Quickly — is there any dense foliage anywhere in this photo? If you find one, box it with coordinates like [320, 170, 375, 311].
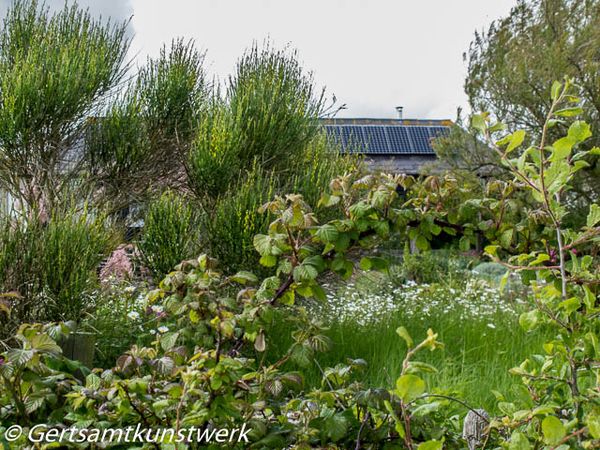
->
[0, 0, 353, 337]
[463, 0, 600, 212]
[0, 0, 130, 213]
[0, 206, 115, 338]
[1, 81, 599, 447]
[137, 191, 200, 281]
[0, 2, 598, 449]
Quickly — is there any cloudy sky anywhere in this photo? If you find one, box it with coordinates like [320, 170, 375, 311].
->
[1, 0, 516, 119]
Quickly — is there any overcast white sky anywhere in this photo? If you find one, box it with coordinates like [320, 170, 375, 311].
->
[2, 0, 517, 119]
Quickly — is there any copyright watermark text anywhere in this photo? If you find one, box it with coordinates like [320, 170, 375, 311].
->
[3, 423, 251, 444]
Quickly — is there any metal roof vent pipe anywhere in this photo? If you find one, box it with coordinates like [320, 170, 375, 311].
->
[395, 106, 403, 120]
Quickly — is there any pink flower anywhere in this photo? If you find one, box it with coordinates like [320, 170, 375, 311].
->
[100, 245, 134, 283]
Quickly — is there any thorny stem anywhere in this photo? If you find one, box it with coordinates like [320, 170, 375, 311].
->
[554, 194, 568, 299]
[354, 410, 371, 450]
[313, 358, 347, 410]
[398, 339, 434, 450]
[1, 371, 28, 425]
[566, 345, 582, 421]
[550, 426, 588, 449]
[536, 87, 568, 300]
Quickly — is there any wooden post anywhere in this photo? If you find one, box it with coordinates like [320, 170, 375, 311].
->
[462, 409, 489, 450]
[59, 332, 95, 369]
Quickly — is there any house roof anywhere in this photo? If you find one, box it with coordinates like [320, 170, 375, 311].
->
[321, 118, 452, 155]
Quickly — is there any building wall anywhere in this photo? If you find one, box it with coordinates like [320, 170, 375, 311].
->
[364, 154, 436, 175]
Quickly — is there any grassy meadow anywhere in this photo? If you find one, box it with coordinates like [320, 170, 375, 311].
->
[265, 254, 549, 413]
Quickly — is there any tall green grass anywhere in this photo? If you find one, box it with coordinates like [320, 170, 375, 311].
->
[264, 267, 548, 413]
[267, 306, 547, 413]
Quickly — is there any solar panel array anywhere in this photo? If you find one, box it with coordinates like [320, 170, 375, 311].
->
[324, 124, 449, 155]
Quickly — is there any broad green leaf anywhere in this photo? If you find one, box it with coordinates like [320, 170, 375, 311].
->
[554, 106, 583, 117]
[499, 228, 513, 248]
[568, 120, 592, 142]
[396, 374, 425, 402]
[304, 255, 326, 272]
[509, 431, 531, 450]
[484, 245, 499, 257]
[348, 201, 371, 218]
[406, 361, 438, 374]
[506, 130, 526, 153]
[542, 416, 566, 445]
[314, 224, 339, 243]
[551, 80, 562, 100]
[292, 264, 318, 282]
[7, 348, 34, 366]
[559, 297, 580, 315]
[459, 235, 470, 251]
[86, 373, 102, 389]
[253, 234, 272, 256]
[519, 310, 539, 332]
[396, 326, 413, 348]
[160, 332, 179, 351]
[471, 114, 487, 133]
[415, 235, 429, 251]
[311, 283, 327, 302]
[587, 204, 600, 228]
[231, 271, 258, 284]
[324, 413, 348, 442]
[259, 254, 277, 267]
[417, 441, 442, 450]
[544, 159, 570, 195]
[551, 136, 575, 160]
[31, 333, 62, 354]
[359, 257, 372, 271]
[587, 412, 600, 439]
[279, 290, 295, 305]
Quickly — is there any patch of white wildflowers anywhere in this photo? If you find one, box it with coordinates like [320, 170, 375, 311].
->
[314, 276, 527, 326]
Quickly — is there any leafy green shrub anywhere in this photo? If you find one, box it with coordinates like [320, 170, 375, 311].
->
[0, 0, 130, 211]
[88, 39, 207, 207]
[136, 38, 207, 147]
[185, 44, 356, 273]
[186, 95, 241, 199]
[227, 42, 324, 171]
[137, 190, 200, 280]
[0, 208, 114, 337]
[203, 164, 276, 273]
[398, 247, 474, 284]
[82, 281, 153, 368]
[39, 209, 115, 321]
[471, 261, 507, 281]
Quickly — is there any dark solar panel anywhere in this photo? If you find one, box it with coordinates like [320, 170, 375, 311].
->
[407, 127, 432, 153]
[361, 126, 389, 154]
[427, 126, 450, 140]
[340, 126, 365, 153]
[324, 125, 343, 147]
[322, 124, 448, 154]
[386, 126, 413, 153]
